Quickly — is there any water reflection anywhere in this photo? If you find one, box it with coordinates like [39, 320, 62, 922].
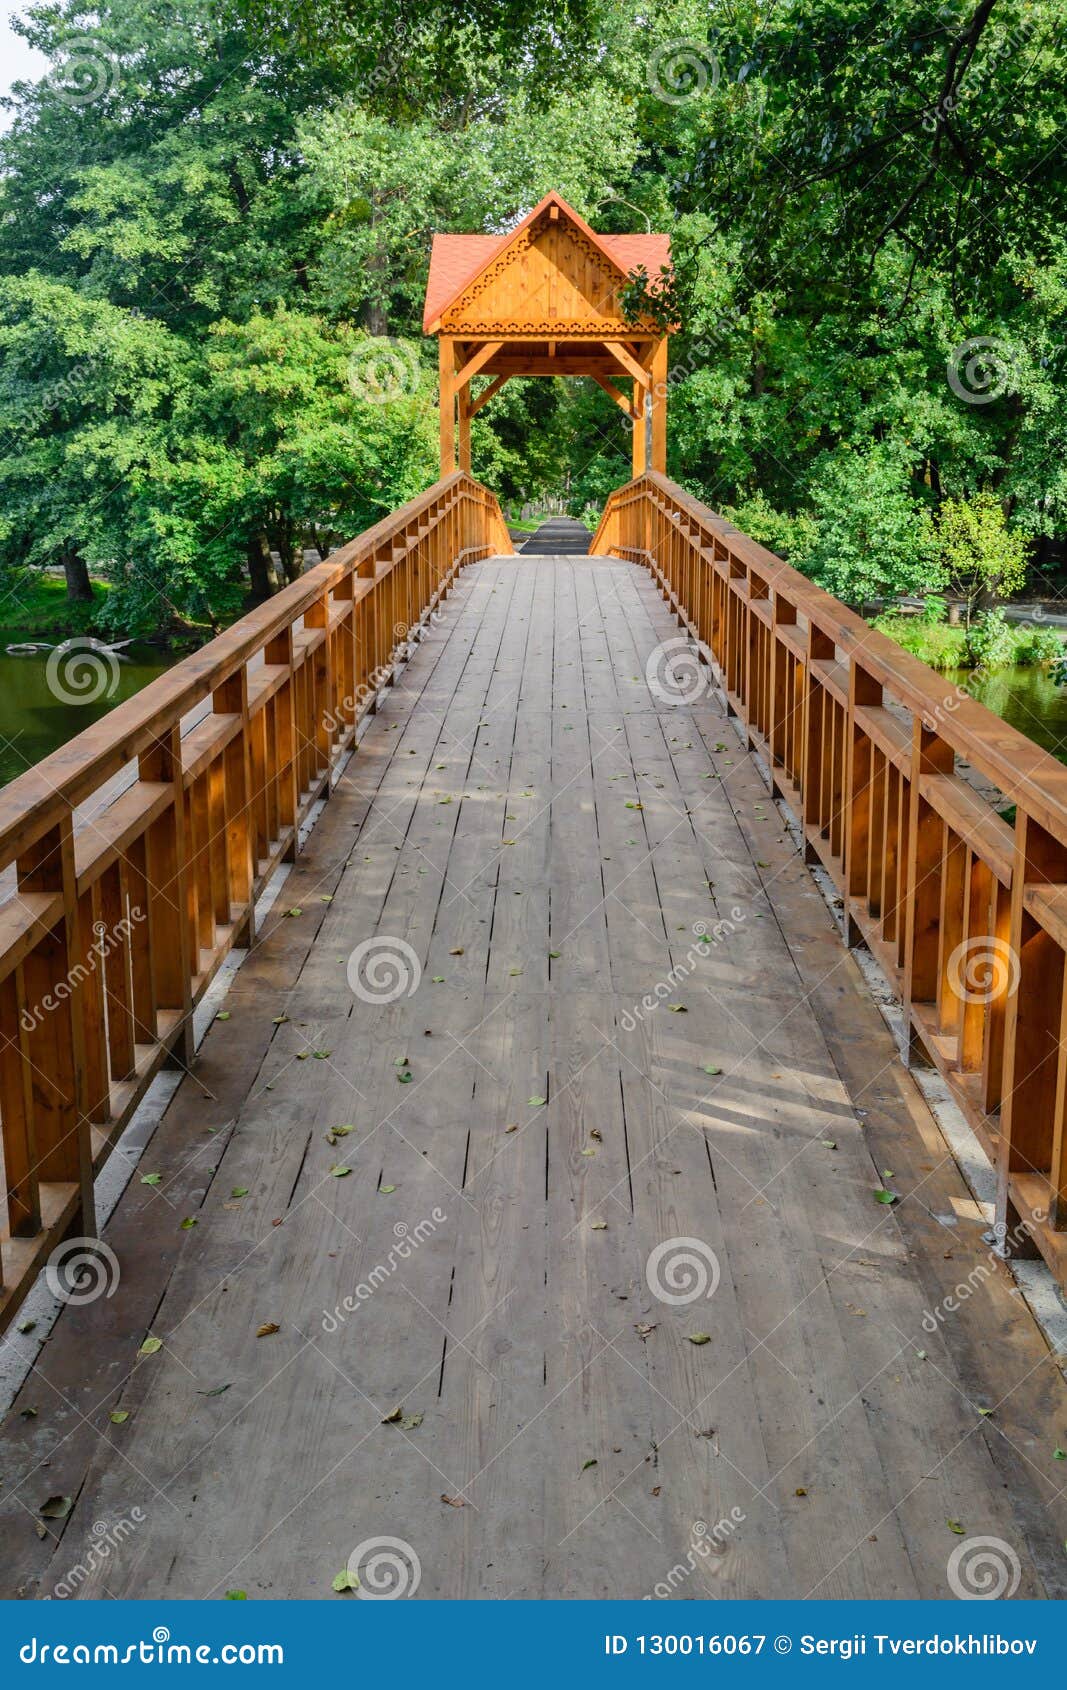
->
[0, 644, 175, 789]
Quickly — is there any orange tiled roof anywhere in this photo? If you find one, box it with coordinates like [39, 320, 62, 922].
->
[422, 195, 671, 332]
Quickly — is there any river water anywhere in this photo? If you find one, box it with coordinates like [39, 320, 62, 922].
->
[0, 644, 174, 790]
[1, 645, 1065, 794]
[948, 665, 1067, 765]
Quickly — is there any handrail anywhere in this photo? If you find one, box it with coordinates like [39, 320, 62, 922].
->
[0, 472, 512, 1328]
[593, 470, 1067, 1290]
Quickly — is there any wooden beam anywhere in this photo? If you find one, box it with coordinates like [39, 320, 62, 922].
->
[455, 341, 505, 389]
[632, 393, 648, 476]
[591, 374, 641, 420]
[650, 336, 668, 473]
[604, 341, 651, 387]
[477, 358, 634, 377]
[469, 374, 510, 418]
[458, 383, 471, 474]
[439, 337, 455, 477]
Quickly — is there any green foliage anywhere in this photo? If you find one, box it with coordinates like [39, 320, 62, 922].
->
[937, 493, 1028, 623]
[871, 614, 969, 672]
[719, 493, 817, 566]
[802, 445, 940, 606]
[1, 0, 1065, 628]
[966, 608, 1018, 671]
[874, 608, 1064, 673]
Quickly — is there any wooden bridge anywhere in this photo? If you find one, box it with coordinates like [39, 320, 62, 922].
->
[2, 199, 1067, 1601]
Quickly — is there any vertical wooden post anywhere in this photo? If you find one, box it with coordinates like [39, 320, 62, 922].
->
[139, 728, 194, 1070]
[649, 338, 668, 473]
[631, 383, 648, 477]
[439, 337, 455, 476]
[458, 380, 471, 474]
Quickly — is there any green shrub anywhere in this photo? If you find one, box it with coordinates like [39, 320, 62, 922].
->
[870, 613, 969, 671]
[966, 609, 1018, 671]
[1013, 623, 1065, 667]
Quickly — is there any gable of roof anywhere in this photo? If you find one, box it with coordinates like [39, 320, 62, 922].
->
[422, 193, 671, 333]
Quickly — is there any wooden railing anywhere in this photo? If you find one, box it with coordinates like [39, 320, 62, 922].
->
[593, 471, 1067, 1291]
[0, 472, 511, 1330]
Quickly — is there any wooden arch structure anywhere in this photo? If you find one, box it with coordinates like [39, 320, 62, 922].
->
[423, 191, 673, 480]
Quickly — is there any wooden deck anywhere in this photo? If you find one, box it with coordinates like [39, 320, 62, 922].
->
[2, 546, 1066, 1601]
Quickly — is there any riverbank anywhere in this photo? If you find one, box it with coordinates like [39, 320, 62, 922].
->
[872, 609, 1065, 672]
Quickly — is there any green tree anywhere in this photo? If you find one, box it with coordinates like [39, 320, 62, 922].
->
[937, 491, 1027, 625]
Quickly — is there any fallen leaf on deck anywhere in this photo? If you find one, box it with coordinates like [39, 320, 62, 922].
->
[180, 1217, 198, 1229]
[225, 1591, 247, 1600]
[581, 1458, 598, 1471]
[449, 946, 464, 955]
[380, 1184, 397, 1194]
[285, 907, 302, 918]
[231, 1187, 249, 1198]
[872, 1188, 898, 1205]
[17, 1319, 35, 1334]
[441, 1494, 466, 1507]
[138, 1336, 162, 1356]
[382, 1406, 403, 1424]
[667, 1004, 687, 1013]
[687, 1333, 711, 1346]
[591, 1221, 608, 1230]
[109, 1410, 129, 1424]
[198, 1384, 232, 1397]
[257, 1323, 280, 1338]
[635, 1323, 656, 1339]
[329, 1165, 351, 1178]
[528, 1095, 546, 1107]
[141, 1173, 162, 1186]
[702, 1064, 721, 1075]
[947, 1520, 965, 1534]
[590, 1129, 603, 1141]
[39, 1495, 72, 1519]
[332, 1569, 360, 1593]
[215, 1012, 230, 1023]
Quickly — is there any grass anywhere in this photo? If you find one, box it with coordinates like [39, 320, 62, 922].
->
[872, 612, 1065, 673]
[0, 571, 113, 639]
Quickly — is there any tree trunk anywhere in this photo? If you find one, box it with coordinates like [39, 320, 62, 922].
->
[61, 549, 93, 603]
[246, 534, 278, 602]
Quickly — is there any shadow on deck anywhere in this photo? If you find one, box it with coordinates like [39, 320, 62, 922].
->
[1, 533, 1065, 1601]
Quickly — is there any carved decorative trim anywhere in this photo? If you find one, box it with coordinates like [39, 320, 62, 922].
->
[439, 211, 658, 336]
